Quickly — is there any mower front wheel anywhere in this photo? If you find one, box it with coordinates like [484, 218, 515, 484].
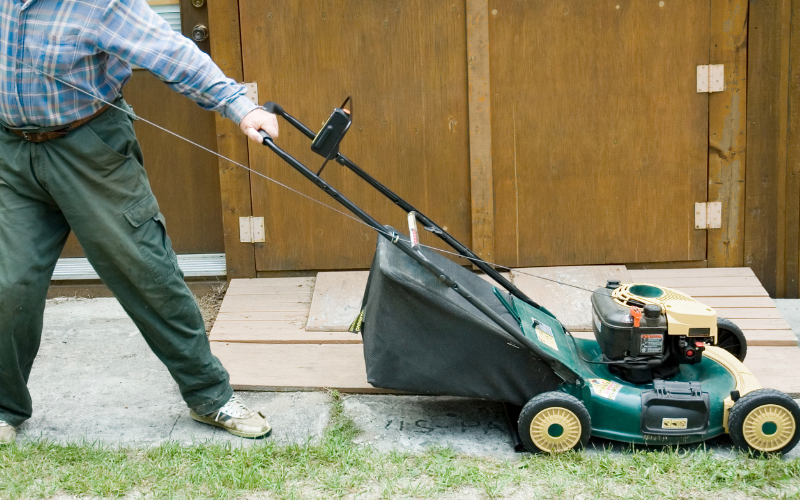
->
[518, 392, 591, 453]
[715, 317, 747, 361]
[728, 389, 800, 454]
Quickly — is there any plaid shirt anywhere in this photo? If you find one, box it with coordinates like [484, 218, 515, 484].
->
[0, 0, 257, 128]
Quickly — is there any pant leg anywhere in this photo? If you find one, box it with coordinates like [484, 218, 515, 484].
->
[37, 102, 232, 416]
[0, 129, 70, 427]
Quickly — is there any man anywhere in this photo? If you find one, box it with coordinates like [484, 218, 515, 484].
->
[0, 0, 279, 444]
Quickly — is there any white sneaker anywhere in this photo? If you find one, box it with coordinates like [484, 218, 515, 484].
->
[0, 419, 16, 445]
[190, 395, 271, 438]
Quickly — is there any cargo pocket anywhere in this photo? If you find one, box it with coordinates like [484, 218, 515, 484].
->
[124, 194, 179, 284]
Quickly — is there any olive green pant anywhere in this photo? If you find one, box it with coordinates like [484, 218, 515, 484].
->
[0, 101, 232, 427]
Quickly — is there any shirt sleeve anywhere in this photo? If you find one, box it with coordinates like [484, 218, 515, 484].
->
[96, 0, 258, 124]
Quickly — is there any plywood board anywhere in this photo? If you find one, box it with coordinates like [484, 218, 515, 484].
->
[306, 271, 369, 332]
[210, 342, 390, 392]
[511, 265, 631, 331]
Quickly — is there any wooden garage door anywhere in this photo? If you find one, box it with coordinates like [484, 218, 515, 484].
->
[240, 0, 472, 271]
[489, 0, 710, 267]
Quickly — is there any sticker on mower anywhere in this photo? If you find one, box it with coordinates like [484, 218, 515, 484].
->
[534, 322, 558, 351]
[588, 379, 622, 401]
[640, 334, 664, 354]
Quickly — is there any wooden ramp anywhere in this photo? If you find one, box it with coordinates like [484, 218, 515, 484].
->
[209, 267, 800, 396]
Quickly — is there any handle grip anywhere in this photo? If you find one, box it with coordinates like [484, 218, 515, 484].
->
[262, 101, 284, 116]
[259, 129, 272, 144]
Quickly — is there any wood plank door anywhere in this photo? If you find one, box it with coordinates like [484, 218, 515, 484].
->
[489, 1, 710, 267]
[240, 0, 472, 271]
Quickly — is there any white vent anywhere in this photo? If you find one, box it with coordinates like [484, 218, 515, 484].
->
[147, 0, 181, 32]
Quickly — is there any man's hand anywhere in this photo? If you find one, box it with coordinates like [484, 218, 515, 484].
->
[240, 108, 279, 143]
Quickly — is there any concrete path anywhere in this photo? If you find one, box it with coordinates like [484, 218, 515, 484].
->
[13, 297, 800, 460]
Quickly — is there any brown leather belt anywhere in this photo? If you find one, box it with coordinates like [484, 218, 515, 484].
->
[9, 104, 111, 143]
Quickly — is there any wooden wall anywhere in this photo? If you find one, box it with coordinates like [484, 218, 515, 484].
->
[747, 0, 800, 297]
[202, 0, 800, 298]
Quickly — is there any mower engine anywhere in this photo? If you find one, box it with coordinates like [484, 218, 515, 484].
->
[591, 281, 717, 383]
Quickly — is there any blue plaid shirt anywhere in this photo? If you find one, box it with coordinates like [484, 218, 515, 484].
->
[0, 0, 257, 128]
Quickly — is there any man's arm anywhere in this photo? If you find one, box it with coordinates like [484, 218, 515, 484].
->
[96, 0, 277, 141]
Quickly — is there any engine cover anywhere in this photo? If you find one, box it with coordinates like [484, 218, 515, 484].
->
[591, 282, 719, 383]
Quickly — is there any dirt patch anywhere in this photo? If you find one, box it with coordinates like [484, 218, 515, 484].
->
[195, 282, 228, 334]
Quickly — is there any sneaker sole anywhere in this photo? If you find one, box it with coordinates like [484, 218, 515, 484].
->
[189, 411, 272, 439]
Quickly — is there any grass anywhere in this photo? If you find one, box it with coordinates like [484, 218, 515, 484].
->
[1, 391, 799, 500]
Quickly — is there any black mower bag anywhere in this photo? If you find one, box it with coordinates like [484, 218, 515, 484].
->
[360, 230, 562, 406]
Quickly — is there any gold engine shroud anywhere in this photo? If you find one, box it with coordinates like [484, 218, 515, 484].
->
[612, 283, 717, 340]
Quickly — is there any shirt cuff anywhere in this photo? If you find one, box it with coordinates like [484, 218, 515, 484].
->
[226, 95, 259, 125]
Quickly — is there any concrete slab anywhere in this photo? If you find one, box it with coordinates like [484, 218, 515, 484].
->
[306, 271, 369, 332]
[345, 395, 518, 460]
[19, 298, 329, 447]
[774, 299, 800, 341]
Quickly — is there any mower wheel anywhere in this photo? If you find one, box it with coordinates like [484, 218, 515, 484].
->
[728, 389, 800, 454]
[518, 392, 591, 453]
[715, 318, 747, 361]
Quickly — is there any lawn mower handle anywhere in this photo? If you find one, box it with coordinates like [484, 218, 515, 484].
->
[260, 101, 546, 313]
[258, 129, 573, 381]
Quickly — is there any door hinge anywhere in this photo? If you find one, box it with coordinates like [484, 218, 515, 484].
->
[244, 82, 259, 104]
[239, 217, 265, 243]
[695, 202, 721, 229]
[697, 65, 724, 93]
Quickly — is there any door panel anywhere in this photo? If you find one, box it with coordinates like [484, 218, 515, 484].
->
[490, 0, 709, 266]
[60, 70, 223, 257]
[240, 0, 471, 271]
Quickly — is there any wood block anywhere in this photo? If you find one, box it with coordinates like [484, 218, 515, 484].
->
[306, 271, 369, 332]
[511, 265, 631, 331]
[745, 346, 800, 396]
[714, 308, 785, 319]
[741, 330, 798, 346]
[228, 277, 316, 288]
[219, 296, 311, 313]
[698, 296, 776, 308]
[674, 287, 769, 297]
[210, 329, 362, 344]
[215, 311, 309, 323]
[632, 277, 762, 288]
[726, 318, 792, 330]
[628, 268, 756, 279]
[210, 342, 392, 392]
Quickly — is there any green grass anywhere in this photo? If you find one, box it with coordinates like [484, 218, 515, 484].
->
[1, 391, 799, 499]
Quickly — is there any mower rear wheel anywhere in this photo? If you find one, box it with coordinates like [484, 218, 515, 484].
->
[518, 392, 591, 453]
[715, 318, 747, 361]
[728, 389, 800, 454]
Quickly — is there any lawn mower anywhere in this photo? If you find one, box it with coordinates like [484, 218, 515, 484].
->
[259, 101, 800, 454]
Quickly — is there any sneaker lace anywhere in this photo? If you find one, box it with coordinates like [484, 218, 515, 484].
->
[214, 395, 253, 421]
[0, 420, 9, 427]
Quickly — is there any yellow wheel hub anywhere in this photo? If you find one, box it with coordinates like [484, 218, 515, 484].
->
[529, 406, 582, 453]
[742, 404, 796, 452]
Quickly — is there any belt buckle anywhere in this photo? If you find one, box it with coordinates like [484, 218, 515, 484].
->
[21, 131, 35, 142]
